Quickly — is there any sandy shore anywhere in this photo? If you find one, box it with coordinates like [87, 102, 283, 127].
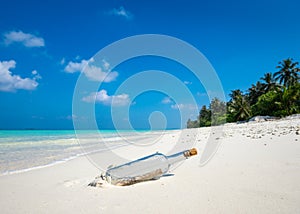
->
[0, 117, 299, 213]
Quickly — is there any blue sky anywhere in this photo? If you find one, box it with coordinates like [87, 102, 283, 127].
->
[0, 0, 299, 130]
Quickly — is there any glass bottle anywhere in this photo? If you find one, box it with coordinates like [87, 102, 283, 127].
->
[104, 148, 197, 186]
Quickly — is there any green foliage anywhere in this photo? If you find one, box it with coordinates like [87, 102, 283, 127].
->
[247, 81, 265, 105]
[252, 90, 280, 116]
[199, 105, 211, 127]
[260, 72, 281, 93]
[186, 118, 199, 129]
[275, 83, 300, 115]
[186, 98, 226, 128]
[252, 82, 300, 117]
[187, 58, 300, 128]
[227, 90, 252, 121]
[274, 58, 300, 88]
[210, 98, 227, 125]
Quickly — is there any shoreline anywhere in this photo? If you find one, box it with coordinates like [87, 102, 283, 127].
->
[0, 118, 299, 213]
[0, 129, 181, 177]
[1, 116, 298, 177]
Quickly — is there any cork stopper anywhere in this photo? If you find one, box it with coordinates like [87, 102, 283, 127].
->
[184, 148, 198, 157]
[189, 148, 198, 156]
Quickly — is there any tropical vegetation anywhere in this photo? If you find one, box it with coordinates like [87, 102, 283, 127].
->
[187, 58, 300, 128]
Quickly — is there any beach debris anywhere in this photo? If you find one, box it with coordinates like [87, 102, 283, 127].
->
[89, 148, 197, 187]
[249, 116, 278, 122]
[285, 114, 300, 120]
[88, 175, 106, 187]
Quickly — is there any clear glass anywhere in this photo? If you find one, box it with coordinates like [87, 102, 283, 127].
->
[105, 148, 197, 186]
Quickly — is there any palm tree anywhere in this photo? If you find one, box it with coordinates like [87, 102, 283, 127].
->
[260, 72, 281, 93]
[198, 105, 211, 127]
[187, 118, 199, 128]
[228, 90, 252, 121]
[209, 98, 226, 125]
[275, 82, 300, 115]
[247, 81, 264, 105]
[230, 89, 243, 99]
[274, 58, 300, 88]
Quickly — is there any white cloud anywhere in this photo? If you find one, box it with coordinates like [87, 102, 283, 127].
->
[31, 70, 42, 80]
[3, 30, 45, 47]
[162, 97, 172, 104]
[184, 81, 192, 85]
[82, 89, 130, 106]
[60, 114, 87, 121]
[64, 58, 118, 82]
[102, 59, 110, 70]
[66, 114, 77, 120]
[197, 92, 207, 97]
[64, 59, 89, 73]
[60, 58, 66, 65]
[0, 60, 40, 92]
[171, 103, 198, 110]
[109, 6, 133, 20]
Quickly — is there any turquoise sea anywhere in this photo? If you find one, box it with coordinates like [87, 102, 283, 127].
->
[0, 130, 141, 176]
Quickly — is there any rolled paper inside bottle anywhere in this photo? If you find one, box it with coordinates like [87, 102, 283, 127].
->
[112, 169, 163, 186]
[106, 148, 198, 186]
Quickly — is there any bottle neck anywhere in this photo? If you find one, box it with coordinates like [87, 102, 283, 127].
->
[166, 148, 197, 166]
[166, 152, 187, 166]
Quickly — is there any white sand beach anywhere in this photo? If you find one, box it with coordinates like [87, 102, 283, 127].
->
[0, 117, 299, 214]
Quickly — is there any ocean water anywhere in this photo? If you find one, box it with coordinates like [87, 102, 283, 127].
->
[0, 130, 139, 176]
